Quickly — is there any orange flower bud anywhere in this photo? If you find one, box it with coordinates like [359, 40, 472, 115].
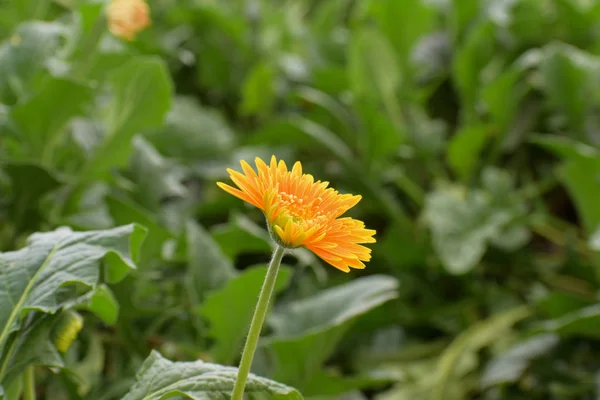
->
[106, 0, 151, 41]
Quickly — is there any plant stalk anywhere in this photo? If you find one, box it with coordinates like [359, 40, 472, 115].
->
[23, 366, 36, 400]
[231, 245, 285, 400]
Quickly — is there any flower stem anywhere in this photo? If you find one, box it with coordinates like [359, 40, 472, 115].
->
[23, 366, 36, 400]
[231, 245, 285, 400]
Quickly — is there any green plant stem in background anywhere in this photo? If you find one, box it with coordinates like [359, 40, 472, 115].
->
[231, 245, 285, 400]
[23, 366, 36, 400]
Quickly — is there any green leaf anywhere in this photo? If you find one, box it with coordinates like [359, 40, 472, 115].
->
[146, 96, 235, 160]
[81, 56, 173, 179]
[122, 350, 303, 400]
[0, 224, 145, 355]
[211, 213, 272, 260]
[540, 304, 600, 339]
[424, 169, 528, 274]
[2, 162, 60, 232]
[265, 276, 398, 389]
[447, 125, 489, 181]
[10, 77, 93, 163]
[452, 21, 495, 116]
[106, 196, 171, 266]
[559, 155, 600, 234]
[481, 334, 559, 389]
[240, 61, 276, 117]
[185, 220, 237, 299]
[129, 136, 187, 211]
[348, 27, 401, 100]
[539, 43, 600, 135]
[432, 306, 532, 400]
[82, 284, 119, 325]
[0, 22, 64, 104]
[0, 315, 63, 387]
[200, 265, 292, 364]
[367, 0, 436, 74]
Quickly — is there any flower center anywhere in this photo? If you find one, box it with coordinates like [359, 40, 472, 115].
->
[269, 191, 331, 247]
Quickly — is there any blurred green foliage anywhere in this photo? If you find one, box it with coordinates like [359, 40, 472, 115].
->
[2, 0, 600, 399]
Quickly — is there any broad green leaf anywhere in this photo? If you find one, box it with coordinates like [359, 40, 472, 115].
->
[540, 304, 600, 339]
[447, 125, 489, 181]
[0, 224, 145, 354]
[2, 163, 60, 232]
[211, 213, 272, 260]
[122, 350, 303, 400]
[81, 284, 119, 326]
[481, 334, 559, 389]
[0, 315, 63, 387]
[265, 276, 398, 389]
[349, 27, 401, 101]
[240, 61, 276, 117]
[424, 168, 528, 274]
[559, 155, 600, 234]
[200, 265, 292, 364]
[539, 43, 600, 136]
[81, 57, 173, 179]
[145, 96, 235, 160]
[10, 77, 93, 163]
[106, 196, 172, 266]
[452, 21, 495, 117]
[185, 220, 237, 299]
[129, 136, 187, 211]
[531, 134, 600, 160]
[0, 21, 64, 104]
[367, 0, 436, 74]
[431, 306, 532, 400]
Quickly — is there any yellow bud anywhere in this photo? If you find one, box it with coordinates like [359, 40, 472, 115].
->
[52, 311, 84, 353]
[106, 0, 151, 41]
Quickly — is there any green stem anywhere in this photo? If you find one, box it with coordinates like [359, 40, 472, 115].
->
[23, 366, 36, 400]
[231, 245, 285, 400]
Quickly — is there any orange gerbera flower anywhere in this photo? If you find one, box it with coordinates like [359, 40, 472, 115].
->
[217, 156, 376, 272]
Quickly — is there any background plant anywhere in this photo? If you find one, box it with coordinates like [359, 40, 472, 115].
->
[2, 0, 600, 399]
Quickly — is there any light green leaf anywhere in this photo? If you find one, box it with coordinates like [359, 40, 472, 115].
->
[432, 306, 532, 400]
[122, 350, 303, 400]
[0, 224, 145, 354]
[367, 0, 436, 74]
[200, 265, 292, 364]
[0, 22, 64, 103]
[349, 27, 401, 100]
[211, 213, 272, 260]
[81, 284, 119, 326]
[265, 276, 398, 389]
[185, 220, 237, 299]
[559, 155, 600, 234]
[481, 334, 559, 389]
[0, 315, 63, 387]
[81, 57, 173, 179]
[146, 96, 235, 160]
[10, 77, 93, 163]
[539, 43, 600, 135]
[452, 21, 495, 116]
[129, 136, 187, 211]
[447, 125, 489, 181]
[240, 61, 276, 116]
[106, 196, 171, 266]
[540, 304, 600, 338]
[424, 169, 528, 274]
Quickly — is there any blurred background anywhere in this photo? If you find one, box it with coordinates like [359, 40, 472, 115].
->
[2, 0, 600, 399]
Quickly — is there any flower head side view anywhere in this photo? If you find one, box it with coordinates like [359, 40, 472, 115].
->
[217, 156, 376, 272]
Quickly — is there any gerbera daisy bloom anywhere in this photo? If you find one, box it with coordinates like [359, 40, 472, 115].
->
[106, 0, 151, 41]
[217, 156, 376, 272]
